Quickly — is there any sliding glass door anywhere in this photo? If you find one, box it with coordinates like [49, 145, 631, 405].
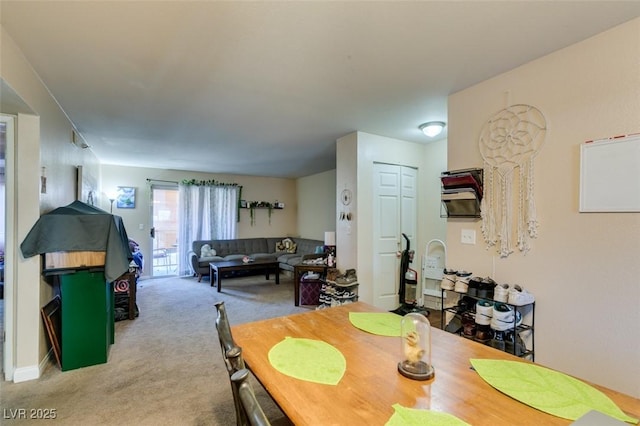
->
[150, 185, 179, 277]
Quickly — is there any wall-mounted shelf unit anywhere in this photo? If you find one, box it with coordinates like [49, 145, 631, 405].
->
[440, 168, 483, 218]
[239, 206, 284, 210]
[239, 201, 285, 209]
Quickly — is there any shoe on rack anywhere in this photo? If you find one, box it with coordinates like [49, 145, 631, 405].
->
[335, 269, 358, 286]
[477, 277, 497, 299]
[493, 283, 510, 303]
[505, 331, 527, 356]
[467, 277, 482, 297]
[474, 324, 492, 344]
[490, 329, 506, 351]
[456, 296, 476, 314]
[490, 303, 521, 331]
[326, 268, 340, 283]
[508, 285, 535, 306]
[440, 268, 457, 290]
[454, 271, 472, 293]
[461, 311, 476, 339]
[340, 291, 357, 299]
[475, 300, 493, 325]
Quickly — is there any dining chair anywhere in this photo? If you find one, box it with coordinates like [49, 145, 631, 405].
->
[215, 301, 246, 371]
[215, 302, 291, 426]
[215, 302, 247, 426]
[230, 368, 271, 426]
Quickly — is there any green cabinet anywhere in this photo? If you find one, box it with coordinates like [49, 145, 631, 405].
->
[58, 269, 114, 371]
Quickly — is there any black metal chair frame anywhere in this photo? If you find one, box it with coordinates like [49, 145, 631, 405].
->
[215, 301, 248, 426]
[230, 368, 271, 426]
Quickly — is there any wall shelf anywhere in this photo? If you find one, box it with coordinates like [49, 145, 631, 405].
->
[440, 168, 483, 218]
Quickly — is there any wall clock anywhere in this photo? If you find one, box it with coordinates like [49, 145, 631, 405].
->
[341, 189, 352, 206]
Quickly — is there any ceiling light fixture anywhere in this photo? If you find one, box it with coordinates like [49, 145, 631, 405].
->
[419, 121, 446, 138]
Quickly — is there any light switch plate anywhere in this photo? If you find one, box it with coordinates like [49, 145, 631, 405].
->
[461, 229, 476, 245]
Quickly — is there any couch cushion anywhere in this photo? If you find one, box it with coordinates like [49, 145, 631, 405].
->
[252, 253, 277, 261]
[277, 253, 299, 263]
[286, 256, 303, 266]
[223, 254, 246, 261]
[199, 256, 224, 264]
[291, 238, 324, 256]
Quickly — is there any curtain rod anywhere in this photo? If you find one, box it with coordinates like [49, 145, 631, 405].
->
[146, 178, 178, 184]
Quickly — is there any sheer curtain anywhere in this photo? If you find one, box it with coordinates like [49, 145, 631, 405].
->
[177, 183, 239, 276]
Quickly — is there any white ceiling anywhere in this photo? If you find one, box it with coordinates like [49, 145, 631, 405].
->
[2, 1, 639, 178]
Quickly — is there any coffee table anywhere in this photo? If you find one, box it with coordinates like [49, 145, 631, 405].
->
[209, 259, 280, 292]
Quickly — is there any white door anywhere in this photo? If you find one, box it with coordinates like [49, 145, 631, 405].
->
[372, 163, 417, 310]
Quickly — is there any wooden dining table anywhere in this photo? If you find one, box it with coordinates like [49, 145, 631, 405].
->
[231, 301, 640, 426]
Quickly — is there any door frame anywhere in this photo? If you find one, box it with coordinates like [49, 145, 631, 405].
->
[1, 114, 15, 380]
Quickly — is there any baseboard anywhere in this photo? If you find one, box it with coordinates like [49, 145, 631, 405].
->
[11, 349, 52, 383]
[12, 364, 40, 383]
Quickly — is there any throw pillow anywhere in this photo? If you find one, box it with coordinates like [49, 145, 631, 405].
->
[200, 244, 216, 258]
[276, 238, 297, 253]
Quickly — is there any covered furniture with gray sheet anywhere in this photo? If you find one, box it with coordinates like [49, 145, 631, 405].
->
[20, 200, 132, 282]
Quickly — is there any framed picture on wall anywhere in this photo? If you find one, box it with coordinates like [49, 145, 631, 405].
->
[116, 187, 136, 209]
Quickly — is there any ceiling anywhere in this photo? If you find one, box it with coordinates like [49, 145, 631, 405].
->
[2, 1, 639, 178]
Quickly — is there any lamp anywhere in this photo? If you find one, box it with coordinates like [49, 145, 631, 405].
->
[419, 121, 446, 138]
[324, 231, 336, 257]
[324, 231, 336, 247]
[107, 189, 118, 213]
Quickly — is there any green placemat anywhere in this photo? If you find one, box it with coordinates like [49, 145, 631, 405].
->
[349, 312, 402, 336]
[268, 337, 346, 385]
[386, 404, 470, 426]
[470, 359, 638, 424]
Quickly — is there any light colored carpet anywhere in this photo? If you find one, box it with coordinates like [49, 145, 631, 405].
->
[1, 274, 309, 425]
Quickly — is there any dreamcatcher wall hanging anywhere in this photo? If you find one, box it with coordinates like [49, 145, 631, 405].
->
[479, 104, 547, 258]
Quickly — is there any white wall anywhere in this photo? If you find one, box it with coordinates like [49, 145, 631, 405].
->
[297, 169, 337, 241]
[1, 26, 102, 379]
[447, 18, 640, 397]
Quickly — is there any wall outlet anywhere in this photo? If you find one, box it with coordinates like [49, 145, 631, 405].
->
[461, 229, 476, 245]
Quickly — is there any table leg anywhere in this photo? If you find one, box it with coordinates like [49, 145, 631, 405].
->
[294, 268, 301, 306]
[275, 267, 280, 285]
[215, 267, 222, 292]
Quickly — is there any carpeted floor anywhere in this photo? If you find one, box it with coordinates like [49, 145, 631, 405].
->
[1, 274, 309, 425]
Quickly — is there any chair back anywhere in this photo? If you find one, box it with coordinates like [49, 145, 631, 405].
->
[214, 301, 246, 372]
[231, 369, 271, 426]
[215, 301, 247, 426]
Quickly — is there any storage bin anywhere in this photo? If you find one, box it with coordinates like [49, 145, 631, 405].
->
[299, 278, 323, 305]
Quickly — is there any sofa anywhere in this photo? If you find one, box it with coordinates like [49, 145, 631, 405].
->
[188, 237, 324, 282]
